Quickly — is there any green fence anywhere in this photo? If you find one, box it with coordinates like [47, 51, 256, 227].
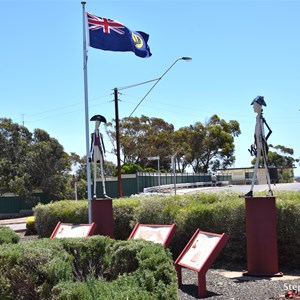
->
[0, 193, 50, 215]
[95, 172, 232, 198]
[0, 173, 232, 213]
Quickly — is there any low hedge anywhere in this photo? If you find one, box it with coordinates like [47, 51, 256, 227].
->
[0, 225, 20, 245]
[34, 200, 88, 237]
[0, 236, 178, 300]
[33, 191, 300, 269]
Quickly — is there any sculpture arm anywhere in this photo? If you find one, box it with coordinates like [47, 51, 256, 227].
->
[100, 134, 106, 154]
[263, 118, 272, 141]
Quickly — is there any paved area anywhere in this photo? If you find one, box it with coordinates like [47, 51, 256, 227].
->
[218, 270, 300, 282]
[175, 182, 300, 195]
[0, 217, 27, 232]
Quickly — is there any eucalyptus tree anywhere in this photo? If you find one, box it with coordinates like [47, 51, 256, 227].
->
[25, 128, 71, 199]
[0, 118, 71, 199]
[250, 144, 298, 183]
[172, 127, 192, 173]
[106, 115, 175, 170]
[267, 145, 299, 168]
[0, 118, 32, 196]
[180, 115, 241, 173]
[251, 144, 299, 169]
[106, 114, 241, 173]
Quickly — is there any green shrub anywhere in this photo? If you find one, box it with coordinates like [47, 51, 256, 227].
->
[112, 162, 143, 176]
[113, 197, 140, 240]
[0, 238, 73, 299]
[52, 239, 178, 300]
[59, 235, 114, 280]
[52, 274, 164, 300]
[134, 195, 182, 224]
[108, 240, 144, 279]
[275, 191, 300, 268]
[32, 191, 300, 270]
[34, 200, 88, 237]
[0, 226, 20, 245]
[0, 237, 178, 300]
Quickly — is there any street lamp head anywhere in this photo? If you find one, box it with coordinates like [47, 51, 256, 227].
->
[181, 57, 192, 61]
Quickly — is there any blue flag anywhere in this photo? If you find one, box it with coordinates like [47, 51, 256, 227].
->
[87, 13, 152, 58]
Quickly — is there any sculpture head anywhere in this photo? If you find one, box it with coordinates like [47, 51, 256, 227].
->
[251, 96, 266, 114]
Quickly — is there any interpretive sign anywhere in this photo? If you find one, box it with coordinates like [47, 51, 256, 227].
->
[128, 223, 176, 248]
[50, 222, 96, 238]
[175, 229, 229, 298]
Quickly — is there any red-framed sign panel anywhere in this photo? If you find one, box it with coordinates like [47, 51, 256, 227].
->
[128, 223, 177, 248]
[175, 229, 229, 298]
[50, 222, 97, 238]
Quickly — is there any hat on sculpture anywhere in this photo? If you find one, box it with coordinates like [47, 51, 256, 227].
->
[251, 95, 267, 106]
[90, 115, 107, 123]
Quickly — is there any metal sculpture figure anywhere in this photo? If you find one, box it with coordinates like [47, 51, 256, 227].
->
[90, 114, 108, 198]
[242, 96, 273, 197]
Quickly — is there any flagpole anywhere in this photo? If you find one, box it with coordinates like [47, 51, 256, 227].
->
[81, 1, 92, 223]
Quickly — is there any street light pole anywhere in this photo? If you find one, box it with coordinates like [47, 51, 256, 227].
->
[114, 57, 192, 198]
[129, 57, 192, 117]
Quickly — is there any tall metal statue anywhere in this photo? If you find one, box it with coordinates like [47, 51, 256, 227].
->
[243, 96, 273, 197]
[90, 114, 108, 199]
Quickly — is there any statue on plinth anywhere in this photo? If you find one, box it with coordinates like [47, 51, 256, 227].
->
[90, 114, 108, 199]
[241, 96, 273, 198]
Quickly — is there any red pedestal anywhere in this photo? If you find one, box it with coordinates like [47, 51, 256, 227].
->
[91, 198, 114, 238]
[244, 197, 282, 276]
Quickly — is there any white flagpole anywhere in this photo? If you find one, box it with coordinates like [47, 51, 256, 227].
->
[81, 2, 92, 223]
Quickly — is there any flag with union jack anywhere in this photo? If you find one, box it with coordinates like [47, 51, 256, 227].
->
[86, 12, 151, 58]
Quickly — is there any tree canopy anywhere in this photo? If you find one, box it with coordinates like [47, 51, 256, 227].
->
[106, 115, 175, 170]
[0, 118, 71, 199]
[106, 114, 241, 173]
[252, 144, 299, 169]
[176, 115, 241, 173]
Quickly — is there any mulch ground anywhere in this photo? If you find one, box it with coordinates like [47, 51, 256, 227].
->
[178, 267, 300, 300]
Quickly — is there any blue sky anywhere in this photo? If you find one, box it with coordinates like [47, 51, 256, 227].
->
[1, 0, 300, 175]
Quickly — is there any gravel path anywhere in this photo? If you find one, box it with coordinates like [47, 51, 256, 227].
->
[178, 267, 300, 300]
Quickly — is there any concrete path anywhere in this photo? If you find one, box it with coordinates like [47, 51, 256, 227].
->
[0, 217, 27, 232]
[175, 182, 300, 195]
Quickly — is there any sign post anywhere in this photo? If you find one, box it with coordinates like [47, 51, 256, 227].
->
[175, 230, 229, 298]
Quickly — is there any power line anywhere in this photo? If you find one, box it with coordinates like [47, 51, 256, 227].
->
[11, 94, 112, 125]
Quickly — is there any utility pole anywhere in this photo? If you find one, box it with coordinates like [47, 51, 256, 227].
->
[113, 57, 192, 198]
